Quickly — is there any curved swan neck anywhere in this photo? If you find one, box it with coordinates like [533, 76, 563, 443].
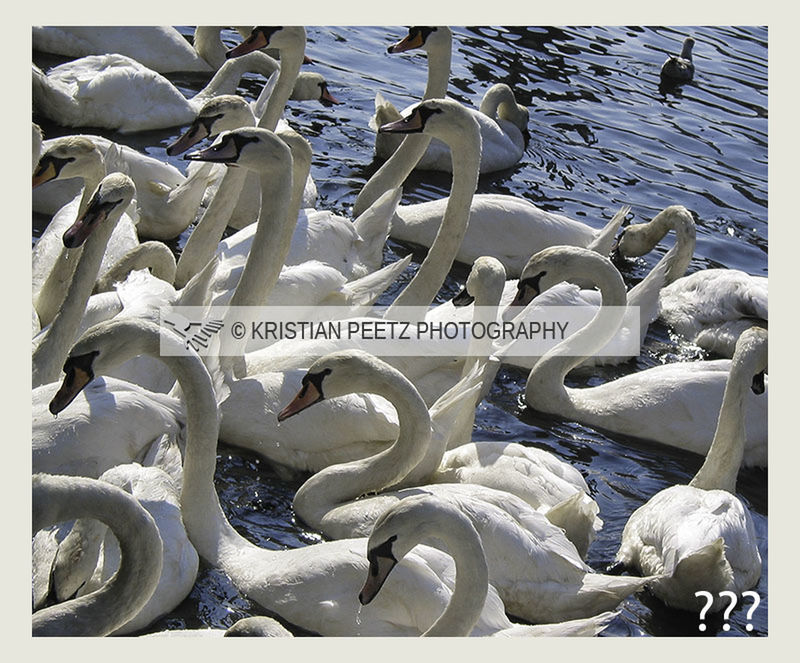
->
[478, 84, 515, 119]
[32, 473, 163, 636]
[32, 208, 122, 388]
[690, 333, 766, 492]
[193, 26, 226, 69]
[421, 509, 488, 636]
[95, 241, 177, 292]
[293, 363, 433, 526]
[257, 28, 306, 132]
[525, 253, 628, 409]
[622, 206, 696, 284]
[386, 123, 482, 315]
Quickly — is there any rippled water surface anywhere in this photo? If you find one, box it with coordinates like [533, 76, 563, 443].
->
[33, 25, 768, 637]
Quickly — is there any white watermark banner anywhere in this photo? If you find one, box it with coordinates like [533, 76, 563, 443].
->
[159, 305, 640, 358]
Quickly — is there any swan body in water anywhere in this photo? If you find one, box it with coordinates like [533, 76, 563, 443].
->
[661, 37, 695, 84]
[613, 207, 767, 358]
[371, 26, 528, 174]
[361, 494, 617, 636]
[517, 246, 767, 466]
[50, 317, 614, 636]
[279, 349, 657, 624]
[33, 51, 286, 133]
[614, 327, 765, 612]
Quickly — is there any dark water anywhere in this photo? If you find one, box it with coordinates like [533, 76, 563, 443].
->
[33, 25, 768, 637]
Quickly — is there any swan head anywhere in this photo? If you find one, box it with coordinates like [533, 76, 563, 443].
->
[277, 350, 401, 422]
[387, 26, 451, 55]
[505, 245, 624, 314]
[62, 172, 135, 249]
[33, 136, 102, 188]
[452, 256, 507, 308]
[185, 127, 292, 174]
[613, 205, 695, 259]
[49, 318, 163, 415]
[734, 326, 768, 394]
[359, 494, 483, 606]
[290, 72, 341, 105]
[226, 26, 305, 59]
[166, 95, 255, 156]
[379, 97, 480, 149]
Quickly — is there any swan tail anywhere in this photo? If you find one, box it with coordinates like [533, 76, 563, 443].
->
[587, 205, 630, 256]
[352, 187, 403, 272]
[493, 610, 619, 637]
[573, 571, 657, 614]
[430, 359, 495, 449]
[343, 255, 413, 307]
[545, 492, 603, 560]
[671, 538, 734, 595]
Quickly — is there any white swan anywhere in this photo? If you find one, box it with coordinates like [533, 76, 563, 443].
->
[355, 94, 624, 279]
[33, 50, 284, 133]
[661, 37, 695, 84]
[51, 317, 586, 636]
[169, 96, 388, 287]
[33, 376, 184, 479]
[32, 473, 163, 636]
[143, 616, 294, 638]
[278, 349, 655, 624]
[518, 246, 767, 466]
[361, 494, 617, 636]
[33, 26, 216, 73]
[32, 172, 137, 388]
[46, 460, 198, 635]
[182, 127, 403, 318]
[32, 137, 140, 327]
[613, 208, 767, 358]
[614, 327, 765, 612]
[371, 26, 528, 174]
[34, 133, 215, 241]
[502, 204, 695, 369]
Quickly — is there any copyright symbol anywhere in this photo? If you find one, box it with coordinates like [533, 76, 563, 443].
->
[231, 322, 246, 340]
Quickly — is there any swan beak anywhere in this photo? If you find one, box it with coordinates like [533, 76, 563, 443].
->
[226, 30, 269, 59]
[49, 352, 98, 415]
[319, 83, 342, 106]
[32, 159, 57, 188]
[63, 200, 110, 249]
[379, 109, 424, 134]
[359, 551, 398, 605]
[387, 31, 424, 54]
[185, 139, 239, 164]
[277, 382, 323, 422]
[166, 121, 209, 157]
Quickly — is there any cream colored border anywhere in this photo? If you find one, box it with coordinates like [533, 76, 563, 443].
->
[17, 2, 789, 659]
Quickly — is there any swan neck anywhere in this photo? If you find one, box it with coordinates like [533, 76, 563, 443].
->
[293, 368, 432, 528]
[386, 130, 481, 315]
[32, 212, 121, 388]
[525, 262, 628, 409]
[257, 41, 304, 131]
[175, 166, 249, 288]
[423, 39, 451, 99]
[31, 474, 163, 636]
[423, 513, 488, 636]
[228, 165, 295, 309]
[95, 241, 176, 293]
[690, 356, 753, 493]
